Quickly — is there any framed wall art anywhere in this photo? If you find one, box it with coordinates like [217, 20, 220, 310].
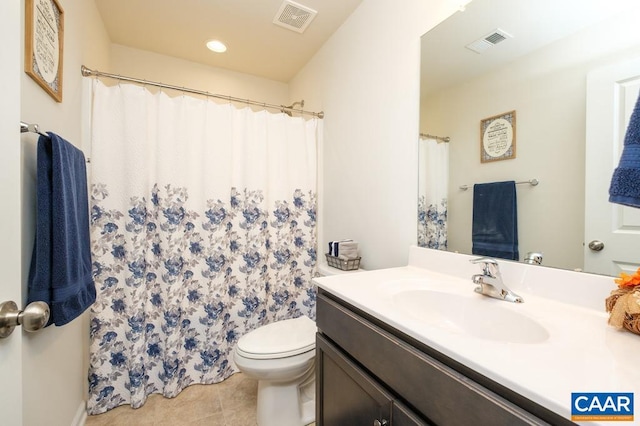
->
[480, 110, 516, 163]
[25, 0, 64, 102]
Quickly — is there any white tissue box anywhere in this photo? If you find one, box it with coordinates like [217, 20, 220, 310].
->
[328, 240, 358, 259]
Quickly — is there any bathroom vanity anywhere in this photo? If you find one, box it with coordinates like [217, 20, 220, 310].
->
[313, 246, 640, 426]
[316, 289, 567, 425]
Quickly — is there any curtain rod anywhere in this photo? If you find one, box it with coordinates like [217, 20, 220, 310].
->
[459, 179, 539, 191]
[81, 65, 324, 119]
[420, 132, 450, 143]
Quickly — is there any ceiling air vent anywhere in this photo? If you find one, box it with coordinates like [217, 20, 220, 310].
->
[273, 0, 317, 33]
[466, 28, 513, 54]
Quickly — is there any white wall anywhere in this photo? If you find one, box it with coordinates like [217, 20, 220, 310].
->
[421, 11, 640, 271]
[290, 0, 460, 269]
[20, 0, 110, 425]
[108, 44, 290, 108]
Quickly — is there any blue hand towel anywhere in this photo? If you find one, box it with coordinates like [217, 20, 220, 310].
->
[27, 132, 96, 326]
[472, 181, 519, 261]
[609, 92, 640, 207]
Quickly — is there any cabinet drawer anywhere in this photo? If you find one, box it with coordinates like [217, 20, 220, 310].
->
[316, 292, 551, 426]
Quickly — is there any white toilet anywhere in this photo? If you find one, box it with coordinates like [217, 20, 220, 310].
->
[234, 315, 317, 426]
[233, 262, 363, 426]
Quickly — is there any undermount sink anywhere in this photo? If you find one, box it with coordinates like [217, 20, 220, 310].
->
[391, 288, 550, 344]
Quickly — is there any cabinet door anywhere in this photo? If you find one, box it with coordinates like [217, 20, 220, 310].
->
[317, 334, 392, 426]
[393, 402, 431, 426]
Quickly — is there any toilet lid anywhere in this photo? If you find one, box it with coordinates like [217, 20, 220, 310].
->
[236, 316, 316, 360]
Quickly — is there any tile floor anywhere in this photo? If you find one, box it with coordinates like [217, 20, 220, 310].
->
[84, 373, 315, 426]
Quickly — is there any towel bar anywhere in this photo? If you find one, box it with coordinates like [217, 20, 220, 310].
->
[20, 121, 48, 138]
[459, 178, 538, 191]
[21, 121, 91, 163]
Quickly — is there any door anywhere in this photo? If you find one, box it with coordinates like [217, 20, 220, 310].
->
[585, 57, 640, 276]
[1, 1, 24, 424]
[317, 335, 393, 426]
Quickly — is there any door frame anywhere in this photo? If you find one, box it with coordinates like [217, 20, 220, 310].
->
[0, 1, 25, 424]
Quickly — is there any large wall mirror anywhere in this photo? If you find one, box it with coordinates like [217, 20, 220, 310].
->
[419, 0, 640, 275]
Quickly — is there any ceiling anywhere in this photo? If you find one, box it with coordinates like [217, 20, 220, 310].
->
[420, 0, 639, 98]
[94, 0, 363, 83]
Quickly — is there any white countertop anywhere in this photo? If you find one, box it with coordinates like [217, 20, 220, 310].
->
[313, 246, 640, 425]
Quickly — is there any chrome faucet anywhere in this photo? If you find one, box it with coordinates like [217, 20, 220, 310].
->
[470, 257, 524, 303]
[524, 252, 543, 265]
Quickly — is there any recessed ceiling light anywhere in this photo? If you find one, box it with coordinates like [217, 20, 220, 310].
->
[206, 40, 227, 53]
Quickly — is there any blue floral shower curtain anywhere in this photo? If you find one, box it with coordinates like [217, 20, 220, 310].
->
[418, 136, 448, 249]
[86, 80, 319, 414]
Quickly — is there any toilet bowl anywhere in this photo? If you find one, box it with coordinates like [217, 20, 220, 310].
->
[234, 316, 317, 426]
[233, 262, 363, 426]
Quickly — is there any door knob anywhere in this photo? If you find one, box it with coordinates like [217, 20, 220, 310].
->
[0, 300, 50, 338]
[588, 240, 605, 252]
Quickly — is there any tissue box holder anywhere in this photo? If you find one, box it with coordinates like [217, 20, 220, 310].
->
[325, 254, 361, 271]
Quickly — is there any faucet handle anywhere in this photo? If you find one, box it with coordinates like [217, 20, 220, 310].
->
[524, 252, 543, 265]
[469, 257, 499, 277]
[470, 257, 498, 265]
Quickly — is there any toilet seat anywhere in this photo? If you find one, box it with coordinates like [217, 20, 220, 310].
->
[236, 316, 316, 360]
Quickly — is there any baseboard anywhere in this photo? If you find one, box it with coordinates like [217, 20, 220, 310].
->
[71, 401, 87, 426]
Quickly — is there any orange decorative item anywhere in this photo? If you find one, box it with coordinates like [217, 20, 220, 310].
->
[606, 269, 640, 336]
[614, 267, 640, 288]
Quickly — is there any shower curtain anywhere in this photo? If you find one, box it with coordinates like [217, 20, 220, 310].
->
[418, 136, 448, 249]
[86, 80, 319, 414]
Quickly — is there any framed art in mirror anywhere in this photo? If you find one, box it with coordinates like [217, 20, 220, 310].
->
[480, 110, 516, 163]
[25, 0, 64, 103]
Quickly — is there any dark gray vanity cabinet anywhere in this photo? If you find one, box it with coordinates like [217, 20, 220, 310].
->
[315, 289, 574, 426]
[317, 334, 427, 426]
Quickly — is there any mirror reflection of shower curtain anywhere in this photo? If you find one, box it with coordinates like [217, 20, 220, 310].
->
[418, 137, 449, 249]
[86, 80, 319, 414]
